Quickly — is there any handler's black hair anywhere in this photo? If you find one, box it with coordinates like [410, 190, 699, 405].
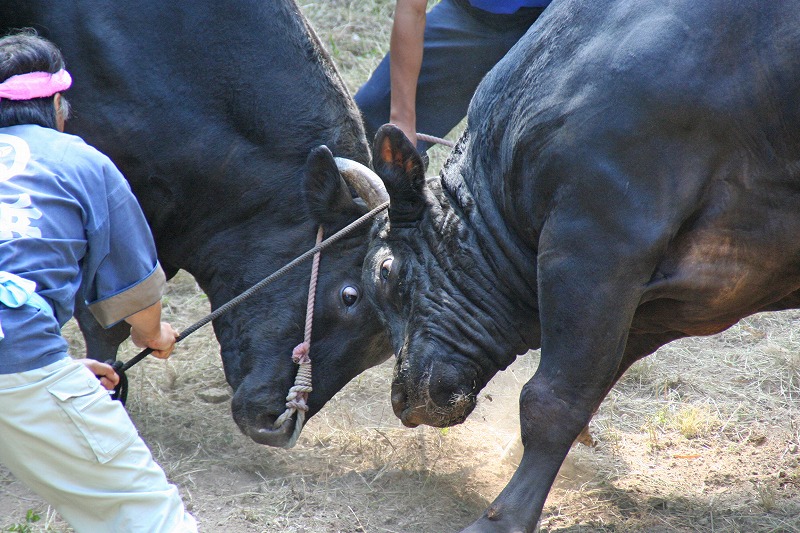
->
[0, 29, 70, 129]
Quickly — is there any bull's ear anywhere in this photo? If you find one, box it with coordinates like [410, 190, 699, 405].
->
[372, 124, 426, 224]
[304, 145, 359, 223]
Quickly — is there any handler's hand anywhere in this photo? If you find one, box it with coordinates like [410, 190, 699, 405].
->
[130, 321, 179, 360]
[77, 358, 120, 391]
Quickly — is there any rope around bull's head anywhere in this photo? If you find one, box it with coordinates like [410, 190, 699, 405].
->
[273, 225, 323, 448]
[106, 202, 388, 412]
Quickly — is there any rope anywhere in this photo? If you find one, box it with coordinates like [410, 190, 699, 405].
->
[417, 132, 455, 148]
[106, 201, 389, 404]
[273, 226, 323, 448]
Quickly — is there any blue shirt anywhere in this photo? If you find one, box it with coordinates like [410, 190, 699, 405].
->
[0, 125, 160, 373]
[468, 0, 551, 14]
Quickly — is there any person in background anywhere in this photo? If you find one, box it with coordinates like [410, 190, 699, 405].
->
[0, 31, 197, 532]
[355, 0, 551, 153]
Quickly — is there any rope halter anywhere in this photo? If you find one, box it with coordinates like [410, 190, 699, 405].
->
[273, 225, 323, 447]
[416, 132, 455, 148]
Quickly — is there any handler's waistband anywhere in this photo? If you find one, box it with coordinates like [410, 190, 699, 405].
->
[453, 0, 546, 30]
[0, 271, 54, 341]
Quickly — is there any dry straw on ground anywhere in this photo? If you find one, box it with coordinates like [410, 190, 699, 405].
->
[2, 2, 800, 532]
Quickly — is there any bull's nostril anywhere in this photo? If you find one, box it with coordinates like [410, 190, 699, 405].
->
[391, 389, 406, 406]
[246, 414, 295, 447]
[390, 383, 408, 415]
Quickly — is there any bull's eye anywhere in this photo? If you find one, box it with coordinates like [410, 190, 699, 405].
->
[380, 258, 393, 281]
[341, 286, 359, 306]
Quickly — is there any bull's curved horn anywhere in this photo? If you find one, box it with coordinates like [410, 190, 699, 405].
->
[334, 157, 389, 210]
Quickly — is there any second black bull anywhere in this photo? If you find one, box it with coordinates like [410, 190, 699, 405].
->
[1, 0, 393, 448]
[360, 0, 800, 531]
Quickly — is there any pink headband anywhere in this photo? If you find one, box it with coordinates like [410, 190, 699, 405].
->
[0, 69, 72, 101]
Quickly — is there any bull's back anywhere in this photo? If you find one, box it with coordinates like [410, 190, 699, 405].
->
[1, 0, 368, 257]
[467, 0, 800, 333]
[10, 0, 363, 162]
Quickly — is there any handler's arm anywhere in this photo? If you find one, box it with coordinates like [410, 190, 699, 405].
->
[125, 301, 178, 360]
[389, 0, 427, 146]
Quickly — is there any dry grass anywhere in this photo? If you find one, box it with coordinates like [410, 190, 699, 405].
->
[2, 2, 800, 532]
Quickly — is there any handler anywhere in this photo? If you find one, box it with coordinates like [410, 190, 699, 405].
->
[0, 31, 197, 531]
[355, 0, 550, 152]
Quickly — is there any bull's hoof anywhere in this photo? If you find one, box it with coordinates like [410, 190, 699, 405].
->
[459, 518, 529, 533]
[458, 506, 538, 533]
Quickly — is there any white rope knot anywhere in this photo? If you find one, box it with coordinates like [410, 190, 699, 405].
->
[283, 361, 312, 412]
[272, 361, 312, 429]
[274, 361, 313, 447]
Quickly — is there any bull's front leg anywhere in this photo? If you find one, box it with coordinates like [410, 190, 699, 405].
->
[461, 235, 656, 532]
[74, 299, 130, 361]
[465, 369, 624, 533]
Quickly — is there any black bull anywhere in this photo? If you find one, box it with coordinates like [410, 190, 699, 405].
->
[362, 0, 800, 531]
[1, 0, 392, 448]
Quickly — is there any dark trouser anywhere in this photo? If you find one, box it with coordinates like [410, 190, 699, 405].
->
[355, 0, 545, 152]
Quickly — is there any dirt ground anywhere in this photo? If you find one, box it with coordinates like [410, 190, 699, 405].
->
[3, 273, 800, 532]
[2, 1, 800, 532]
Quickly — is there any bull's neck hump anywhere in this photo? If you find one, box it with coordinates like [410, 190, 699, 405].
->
[440, 153, 538, 312]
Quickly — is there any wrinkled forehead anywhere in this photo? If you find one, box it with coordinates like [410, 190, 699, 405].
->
[377, 224, 426, 261]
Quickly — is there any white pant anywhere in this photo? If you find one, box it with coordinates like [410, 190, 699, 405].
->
[0, 358, 197, 532]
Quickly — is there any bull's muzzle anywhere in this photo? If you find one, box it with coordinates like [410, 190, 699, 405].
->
[391, 360, 478, 428]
